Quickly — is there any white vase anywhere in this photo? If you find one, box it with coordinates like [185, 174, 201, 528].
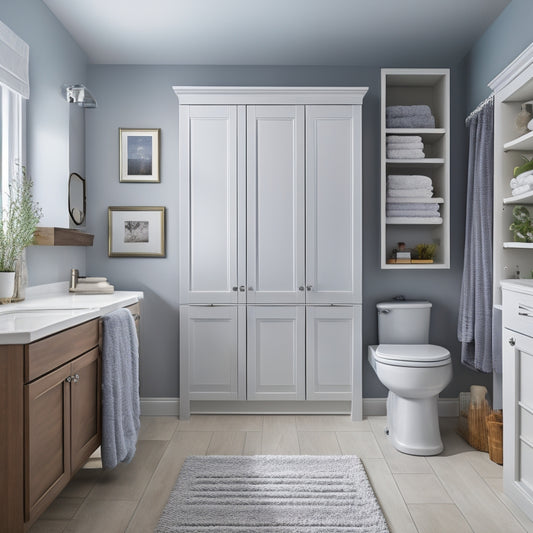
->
[0, 271, 15, 301]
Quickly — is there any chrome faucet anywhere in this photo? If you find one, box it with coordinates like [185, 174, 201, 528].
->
[70, 268, 79, 290]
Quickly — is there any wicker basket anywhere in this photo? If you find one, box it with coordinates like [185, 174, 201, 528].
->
[487, 410, 503, 465]
[467, 400, 490, 452]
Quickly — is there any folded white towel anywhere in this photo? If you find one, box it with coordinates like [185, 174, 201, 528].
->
[512, 183, 533, 196]
[387, 149, 425, 159]
[386, 135, 423, 144]
[387, 115, 436, 128]
[386, 216, 442, 224]
[386, 202, 439, 212]
[386, 142, 424, 151]
[387, 188, 434, 197]
[387, 175, 433, 189]
[386, 105, 432, 118]
[386, 209, 440, 217]
[511, 169, 533, 188]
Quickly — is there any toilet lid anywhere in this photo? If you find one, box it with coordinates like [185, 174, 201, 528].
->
[375, 344, 450, 364]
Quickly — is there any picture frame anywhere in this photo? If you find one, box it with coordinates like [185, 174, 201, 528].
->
[119, 128, 160, 182]
[108, 206, 165, 257]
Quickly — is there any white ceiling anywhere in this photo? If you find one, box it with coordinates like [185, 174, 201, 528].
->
[43, 0, 511, 66]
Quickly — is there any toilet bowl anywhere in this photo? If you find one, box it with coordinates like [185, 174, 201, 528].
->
[370, 300, 453, 456]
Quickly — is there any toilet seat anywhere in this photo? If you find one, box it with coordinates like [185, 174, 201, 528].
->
[374, 344, 451, 368]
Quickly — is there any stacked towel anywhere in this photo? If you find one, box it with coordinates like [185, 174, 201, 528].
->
[386, 135, 425, 159]
[510, 169, 533, 196]
[386, 105, 435, 128]
[386, 174, 441, 222]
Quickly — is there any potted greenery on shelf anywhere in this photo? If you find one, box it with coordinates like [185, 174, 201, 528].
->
[0, 167, 42, 300]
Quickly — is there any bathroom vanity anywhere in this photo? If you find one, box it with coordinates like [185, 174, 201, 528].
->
[502, 279, 533, 522]
[0, 284, 142, 533]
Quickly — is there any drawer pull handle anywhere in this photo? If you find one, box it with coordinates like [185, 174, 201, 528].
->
[519, 304, 533, 317]
[509, 337, 516, 346]
[132, 313, 140, 321]
[519, 312, 533, 317]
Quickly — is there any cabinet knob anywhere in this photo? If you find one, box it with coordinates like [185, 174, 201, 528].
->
[298, 286, 305, 291]
[306, 285, 313, 291]
[65, 376, 72, 383]
[248, 286, 254, 291]
[73, 374, 80, 383]
[239, 286, 246, 292]
[509, 337, 516, 346]
[232, 286, 238, 291]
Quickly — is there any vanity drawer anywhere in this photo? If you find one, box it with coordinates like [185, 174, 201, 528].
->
[25, 319, 99, 383]
[503, 289, 533, 338]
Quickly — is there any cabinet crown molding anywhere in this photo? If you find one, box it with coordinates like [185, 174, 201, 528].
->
[173, 86, 368, 105]
[489, 42, 533, 95]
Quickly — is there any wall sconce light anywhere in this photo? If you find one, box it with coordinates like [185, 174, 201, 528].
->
[62, 83, 97, 108]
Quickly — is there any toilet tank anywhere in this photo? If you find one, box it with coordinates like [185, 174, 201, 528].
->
[377, 301, 431, 344]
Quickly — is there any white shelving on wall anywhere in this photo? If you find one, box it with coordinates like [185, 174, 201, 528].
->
[490, 44, 533, 306]
[381, 69, 450, 269]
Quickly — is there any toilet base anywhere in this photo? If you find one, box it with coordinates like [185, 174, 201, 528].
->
[386, 391, 443, 456]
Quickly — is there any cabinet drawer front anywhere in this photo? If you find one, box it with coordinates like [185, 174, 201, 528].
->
[503, 289, 533, 338]
[25, 319, 99, 382]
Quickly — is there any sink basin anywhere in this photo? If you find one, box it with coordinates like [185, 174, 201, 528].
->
[0, 308, 97, 338]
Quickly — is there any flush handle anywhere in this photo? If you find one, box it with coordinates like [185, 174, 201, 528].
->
[378, 308, 391, 314]
[509, 337, 516, 346]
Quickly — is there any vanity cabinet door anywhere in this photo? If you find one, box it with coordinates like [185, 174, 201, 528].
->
[306, 305, 357, 401]
[247, 306, 305, 400]
[25, 363, 72, 522]
[70, 348, 101, 474]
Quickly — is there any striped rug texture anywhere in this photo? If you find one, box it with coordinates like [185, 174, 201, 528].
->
[156, 455, 389, 532]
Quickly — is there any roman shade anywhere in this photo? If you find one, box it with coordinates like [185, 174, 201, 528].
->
[0, 19, 29, 99]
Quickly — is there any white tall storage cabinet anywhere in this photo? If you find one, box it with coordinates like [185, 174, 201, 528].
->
[176, 87, 367, 420]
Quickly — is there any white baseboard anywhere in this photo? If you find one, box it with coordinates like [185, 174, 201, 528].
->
[140, 397, 459, 418]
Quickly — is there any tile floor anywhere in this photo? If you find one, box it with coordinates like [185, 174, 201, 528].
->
[30, 415, 533, 533]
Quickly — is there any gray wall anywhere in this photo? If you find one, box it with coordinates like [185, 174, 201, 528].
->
[0, 0, 89, 283]
[86, 64, 491, 399]
[464, 0, 532, 111]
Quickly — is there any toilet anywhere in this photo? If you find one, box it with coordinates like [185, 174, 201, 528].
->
[368, 300, 452, 456]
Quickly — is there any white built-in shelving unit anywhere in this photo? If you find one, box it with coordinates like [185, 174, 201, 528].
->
[490, 44, 533, 306]
[381, 69, 450, 269]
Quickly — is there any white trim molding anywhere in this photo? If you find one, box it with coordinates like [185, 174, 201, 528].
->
[141, 397, 459, 418]
[173, 86, 368, 105]
[489, 42, 533, 94]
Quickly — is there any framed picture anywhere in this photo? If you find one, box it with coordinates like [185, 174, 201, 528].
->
[119, 128, 160, 182]
[108, 206, 165, 257]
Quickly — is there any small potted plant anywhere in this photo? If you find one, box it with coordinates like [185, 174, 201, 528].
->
[0, 167, 42, 301]
[413, 243, 436, 263]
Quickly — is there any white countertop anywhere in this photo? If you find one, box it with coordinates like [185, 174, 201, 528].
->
[501, 279, 533, 296]
[0, 282, 143, 344]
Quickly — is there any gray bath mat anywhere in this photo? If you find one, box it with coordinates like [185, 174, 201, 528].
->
[156, 455, 389, 532]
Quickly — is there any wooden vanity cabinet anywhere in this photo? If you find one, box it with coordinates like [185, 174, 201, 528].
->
[0, 318, 100, 532]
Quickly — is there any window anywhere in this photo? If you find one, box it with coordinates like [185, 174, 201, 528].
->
[1, 86, 24, 211]
[0, 18, 29, 211]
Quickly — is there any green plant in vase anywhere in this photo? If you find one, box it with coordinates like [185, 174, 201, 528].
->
[0, 167, 42, 301]
[414, 243, 436, 261]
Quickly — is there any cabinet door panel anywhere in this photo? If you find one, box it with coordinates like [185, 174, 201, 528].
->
[247, 306, 305, 400]
[503, 328, 533, 518]
[247, 106, 305, 304]
[70, 348, 101, 474]
[306, 306, 356, 400]
[25, 364, 71, 522]
[179, 105, 241, 304]
[306, 105, 361, 304]
[182, 305, 244, 401]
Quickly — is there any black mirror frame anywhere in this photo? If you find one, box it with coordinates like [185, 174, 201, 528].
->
[68, 172, 86, 225]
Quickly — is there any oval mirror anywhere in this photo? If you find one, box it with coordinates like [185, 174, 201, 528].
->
[68, 172, 86, 225]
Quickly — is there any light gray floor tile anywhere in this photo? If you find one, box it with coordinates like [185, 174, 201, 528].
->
[207, 431, 246, 455]
[178, 414, 263, 431]
[408, 503, 473, 533]
[29, 520, 69, 533]
[243, 431, 262, 455]
[297, 431, 342, 455]
[362, 458, 418, 533]
[138, 416, 179, 440]
[87, 440, 167, 501]
[65, 499, 137, 533]
[428, 454, 526, 532]
[336, 431, 383, 458]
[295, 414, 371, 431]
[393, 473, 451, 504]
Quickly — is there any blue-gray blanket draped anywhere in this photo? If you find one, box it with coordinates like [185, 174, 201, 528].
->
[458, 96, 495, 373]
[101, 307, 140, 469]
